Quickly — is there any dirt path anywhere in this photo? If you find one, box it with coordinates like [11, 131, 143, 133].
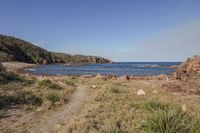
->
[26, 86, 90, 133]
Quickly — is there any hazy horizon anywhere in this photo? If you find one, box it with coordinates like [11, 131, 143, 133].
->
[1, 0, 200, 62]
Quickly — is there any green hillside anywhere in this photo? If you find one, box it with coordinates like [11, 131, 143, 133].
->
[0, 35, 111, 64]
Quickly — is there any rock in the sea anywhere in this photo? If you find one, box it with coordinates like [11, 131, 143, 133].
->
[137, 89, 146, 96]
[42, 101, 53, 109]
[176, 55, 200, 80]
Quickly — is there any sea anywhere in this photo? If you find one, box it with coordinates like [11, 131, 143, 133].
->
[26, 62, 181, 76]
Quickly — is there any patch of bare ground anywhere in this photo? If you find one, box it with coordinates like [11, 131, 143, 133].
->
[2, 62, 36, 72]
[0, 76, 77, 133]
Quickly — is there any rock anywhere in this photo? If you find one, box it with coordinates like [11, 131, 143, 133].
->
[152, 90, 158, 94]
[104, 75, 117, 80]
[54, 102, 61, 106]
[117, 75, 130, 80]
[157, 74, 169, 80]
[137, 89, 146, 96]
[182, 104, 187, 112]
[42, 101, 53, 109]
[36, 108, 45, 112]
[91, 85, 96, 89]
[176, 55, 200, 80]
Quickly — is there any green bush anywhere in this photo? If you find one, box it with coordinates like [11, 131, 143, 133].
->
[64, 80, 76, 87]
[143, 108, 191, 133]
[39, 79, 62, 90]
[143, 100, 200, 133]
[45, 92, 60, 103]
[110, 86, 121, 93]
[14, 91, 42, 106]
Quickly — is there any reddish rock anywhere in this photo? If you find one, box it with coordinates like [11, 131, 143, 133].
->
[176, 55, 200, 80]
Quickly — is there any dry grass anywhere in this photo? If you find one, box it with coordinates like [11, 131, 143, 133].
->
[59, 78, 200, 133]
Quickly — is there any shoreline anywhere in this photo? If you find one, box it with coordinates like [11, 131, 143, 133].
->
[2, 61, 177, 81]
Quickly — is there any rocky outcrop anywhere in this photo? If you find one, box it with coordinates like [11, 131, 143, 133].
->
[176, 55, 200, 80]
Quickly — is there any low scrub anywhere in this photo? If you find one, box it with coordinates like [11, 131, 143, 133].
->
[45, 92, 60, 103]
[0, 91, 42, 108]
[64, 80, 76, 87]
[14, 91, 42, 106]
[110, 86, 121, 93]
[39, 79, 62, 90]
[143, 100, 200, 133]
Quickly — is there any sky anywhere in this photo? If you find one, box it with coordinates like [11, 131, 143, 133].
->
[0, 0, 200, 62]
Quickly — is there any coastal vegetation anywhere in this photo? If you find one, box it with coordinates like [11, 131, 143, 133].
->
[1, 42, 200, 132]
[0, 34, 111, 64]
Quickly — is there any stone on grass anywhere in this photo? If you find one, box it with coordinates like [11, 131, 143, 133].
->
[36, 108, 45, 112]
[182, 104, 187, 112]
[54, 102, 61, 106]
[137, 89, 146, 96]
[92, 85, 97, 89]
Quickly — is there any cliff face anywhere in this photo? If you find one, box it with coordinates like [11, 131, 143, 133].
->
[176, 55, 200, 80]
[0, 35, 112, 64]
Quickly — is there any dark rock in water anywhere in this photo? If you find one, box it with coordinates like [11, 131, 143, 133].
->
[176, 55, 200, 80]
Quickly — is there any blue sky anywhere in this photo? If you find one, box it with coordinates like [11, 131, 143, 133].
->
[0, 0, 200, 62]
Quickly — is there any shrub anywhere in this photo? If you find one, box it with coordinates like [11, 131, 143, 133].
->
[64, 80, 76, 87]
[39, 79, 62, 90]
[38, 79, 52, 86]
[14, 91, 42, 106]
[143, 107, 191, 133]
[143, 103, 200, 133]
[110, 86, 121, 93]
[45, 92, 60, 103]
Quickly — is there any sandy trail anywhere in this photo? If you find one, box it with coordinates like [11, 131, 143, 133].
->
[27, 86, 89, 133]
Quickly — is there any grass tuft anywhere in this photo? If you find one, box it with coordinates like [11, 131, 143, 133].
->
[145, 99, 169, 112]
[45, 92, 60, 103]
[143, 100, 200, 133]
[110, 86, 121, 93]
[39, 79, 62, 90]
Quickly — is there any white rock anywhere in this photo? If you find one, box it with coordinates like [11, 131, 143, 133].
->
[92, 85, 96, 88]
[36, 108, 45, 112]
[182, 104, 187, 112]
[137, 89, 146, 96]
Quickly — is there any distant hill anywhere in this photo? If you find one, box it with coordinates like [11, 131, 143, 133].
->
[0, 35, 111, 64]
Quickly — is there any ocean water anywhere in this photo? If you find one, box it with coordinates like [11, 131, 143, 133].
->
[26, 62, 181, 76]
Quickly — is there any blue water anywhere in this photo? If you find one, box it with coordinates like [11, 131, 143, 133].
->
[26, 62, 181, 76]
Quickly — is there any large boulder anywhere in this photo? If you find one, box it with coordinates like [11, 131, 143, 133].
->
[176, 55, 200, 80]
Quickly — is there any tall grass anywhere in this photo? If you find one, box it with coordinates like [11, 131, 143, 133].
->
[143, 100, 200, 133]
